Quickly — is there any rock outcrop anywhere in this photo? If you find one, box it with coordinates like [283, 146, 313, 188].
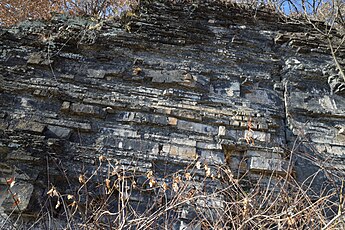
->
[0, 0, 344, 228]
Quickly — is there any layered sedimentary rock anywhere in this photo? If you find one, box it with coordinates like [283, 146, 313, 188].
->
[0, 0, 344, 227]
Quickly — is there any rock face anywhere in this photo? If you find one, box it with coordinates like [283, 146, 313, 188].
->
[0, 0, 344, 228]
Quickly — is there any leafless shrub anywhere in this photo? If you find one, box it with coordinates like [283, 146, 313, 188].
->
[0, 0, 139, 26]
[2, 146, 342, 229]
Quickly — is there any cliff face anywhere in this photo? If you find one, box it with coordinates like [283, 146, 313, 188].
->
[0, 0, 344, 227]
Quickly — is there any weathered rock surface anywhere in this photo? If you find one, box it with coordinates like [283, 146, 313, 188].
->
[0, 0, 344, 227]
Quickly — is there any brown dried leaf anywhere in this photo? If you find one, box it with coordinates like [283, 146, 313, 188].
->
[149, 177, 156, 188]
[79, 174, 86, 184]
[105, 178, 111, 190]
[204, 164, 211, 177]
[99, 155, 106, 162]
[146, 170, 153, 179]
[185, 172, 192, 180]
[173, 176, 181, 183]
[47, 187, 58, 197]
[172, 182, 179, 192]
[69, 201, 77, 207]
[162, 182, 168, 191]
[132, 67, 142, 75]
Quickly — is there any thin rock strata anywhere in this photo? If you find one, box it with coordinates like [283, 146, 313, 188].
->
[0, 0, 344, 228]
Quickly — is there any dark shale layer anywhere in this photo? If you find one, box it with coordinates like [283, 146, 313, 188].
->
[0, 0, 344, 228]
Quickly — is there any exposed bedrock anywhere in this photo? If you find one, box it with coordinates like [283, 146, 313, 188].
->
[0, 0, 344, 227]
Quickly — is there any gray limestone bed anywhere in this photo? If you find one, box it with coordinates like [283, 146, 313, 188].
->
[0, 0, 344, 228]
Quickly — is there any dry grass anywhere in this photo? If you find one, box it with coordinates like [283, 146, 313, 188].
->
[2, 144, 344, 229]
